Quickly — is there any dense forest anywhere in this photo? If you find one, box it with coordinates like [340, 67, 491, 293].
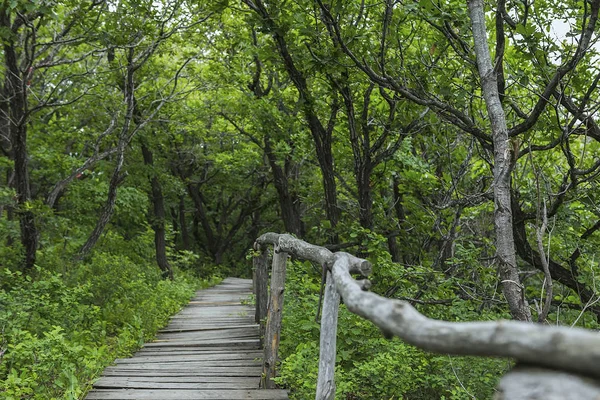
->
[2, 0, 600, 398]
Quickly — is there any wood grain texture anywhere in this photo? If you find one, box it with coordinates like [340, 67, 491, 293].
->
[84, 278, 289, 400]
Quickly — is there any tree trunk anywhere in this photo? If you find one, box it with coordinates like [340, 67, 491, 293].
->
[387, 235, 401, 263]
[141, 141, 173, 280]
[2, 17, 38, 271]
[78, 141, 126, 259]
[338, 81, 374, 231]
[468, 0, 531, 321]
[263, 135, 304, 236]
[357, 161, 374, 230]
[187, 183, 221, 262]
[391, 175, 408, 264]
[179, 195, 191, 250]
[79, 52, 136, 260]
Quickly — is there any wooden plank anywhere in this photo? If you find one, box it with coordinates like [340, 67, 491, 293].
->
[95, 376, 259, 384]
[115, 353, 262, 363]
[157, 326, 258, 336]
[103, 367, 261, 375]
[159, 324, 257, 333]
[94, 377, 259, 389]
[101, 371, 260, 377]
[142, 338, 260, 348]
[107, 360, 261, 369]
[86, 389, 290, 399]
[135, 348, 261, 355]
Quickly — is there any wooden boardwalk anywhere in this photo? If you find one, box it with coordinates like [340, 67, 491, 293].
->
[85, 277, 289, 400]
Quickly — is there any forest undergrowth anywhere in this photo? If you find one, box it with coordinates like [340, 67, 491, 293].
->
[0, 246, 219, 400]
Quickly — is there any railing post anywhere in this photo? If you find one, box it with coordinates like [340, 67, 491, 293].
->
[315, 269, 340, 400]
[261, 244, 288, 389]
[253, 243, 269, 342]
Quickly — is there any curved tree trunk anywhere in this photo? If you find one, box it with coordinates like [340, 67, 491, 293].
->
[78, 139, 127, 259]
[79, 51, 136, 260]
[141, 141, 173, 280]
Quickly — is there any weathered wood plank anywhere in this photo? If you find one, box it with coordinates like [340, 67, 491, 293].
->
[159, 324, 257, 333]
[86, 389, 289, 399]
[142, 338, 260, 348]
[103, 366, 261, 375]
[95, 376, 259, 385]
[101, 371, 260, 377]
[115, 353, 262, 363]
[135, 348, 261, 355]
[156, 327, 258, 339]
[94, 377, 260, 390]
[109, 360, 261, 368]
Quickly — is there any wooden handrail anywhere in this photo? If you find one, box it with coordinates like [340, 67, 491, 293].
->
[253, 232, 600, 399]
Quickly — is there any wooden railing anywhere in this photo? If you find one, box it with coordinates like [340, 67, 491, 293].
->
[252, 233, 600, 399]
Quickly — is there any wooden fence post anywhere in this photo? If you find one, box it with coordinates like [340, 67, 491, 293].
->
[253, 244, 269, 341]
[261, 244, 287, 389]
[315, 269, 340, 400]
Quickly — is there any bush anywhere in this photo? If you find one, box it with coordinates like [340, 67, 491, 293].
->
[275, 260, 509, 400]
[0, 258, 216, 399]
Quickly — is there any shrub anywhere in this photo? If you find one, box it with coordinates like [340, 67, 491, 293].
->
[0, 258, 215, 399]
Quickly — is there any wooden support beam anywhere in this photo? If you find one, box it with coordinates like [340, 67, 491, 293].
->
[261, 245, 287, 389]
[253, 244, 269, 341]
[315, 270, 339, 400]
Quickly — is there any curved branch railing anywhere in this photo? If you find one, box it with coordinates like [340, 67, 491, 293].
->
[252, 233, 600, 400]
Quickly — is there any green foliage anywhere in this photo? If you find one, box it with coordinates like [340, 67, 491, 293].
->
[275, 260, 510, 400]
[0, 259, 215, 399]
[2, 0, 600, 398]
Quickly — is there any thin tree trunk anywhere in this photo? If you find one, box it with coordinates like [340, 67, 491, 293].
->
[170, 205, 179, 247]
[468, 0, 531, 321]
[263, 135, 304, 236]
[391, 175, 408, 264]
[141, 141, 173, 280]
[79, 51, 136, 260]
[46, 147, 117, 209]
[387, 235, 401, 263]
[179, 195, 191, 250]
[78, 140, 127, 259]
[187, 183, 218, 259]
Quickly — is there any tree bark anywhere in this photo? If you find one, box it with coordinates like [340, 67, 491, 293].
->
[179, 195, 191, 250]
[263, 135, 304, 236]
[468, 0, 531, 321]
[78, 139, 127, 259]
[141, 141, 173, 280]
[337, 81, 375, 230]
[2, 11, 38, 271]
[187, 183, 218, 260]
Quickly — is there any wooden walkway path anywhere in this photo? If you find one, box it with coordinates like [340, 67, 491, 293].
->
[85, 277, 289, 400]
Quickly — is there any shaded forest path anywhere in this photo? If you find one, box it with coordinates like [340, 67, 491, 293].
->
[85, 277, 289, 400]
